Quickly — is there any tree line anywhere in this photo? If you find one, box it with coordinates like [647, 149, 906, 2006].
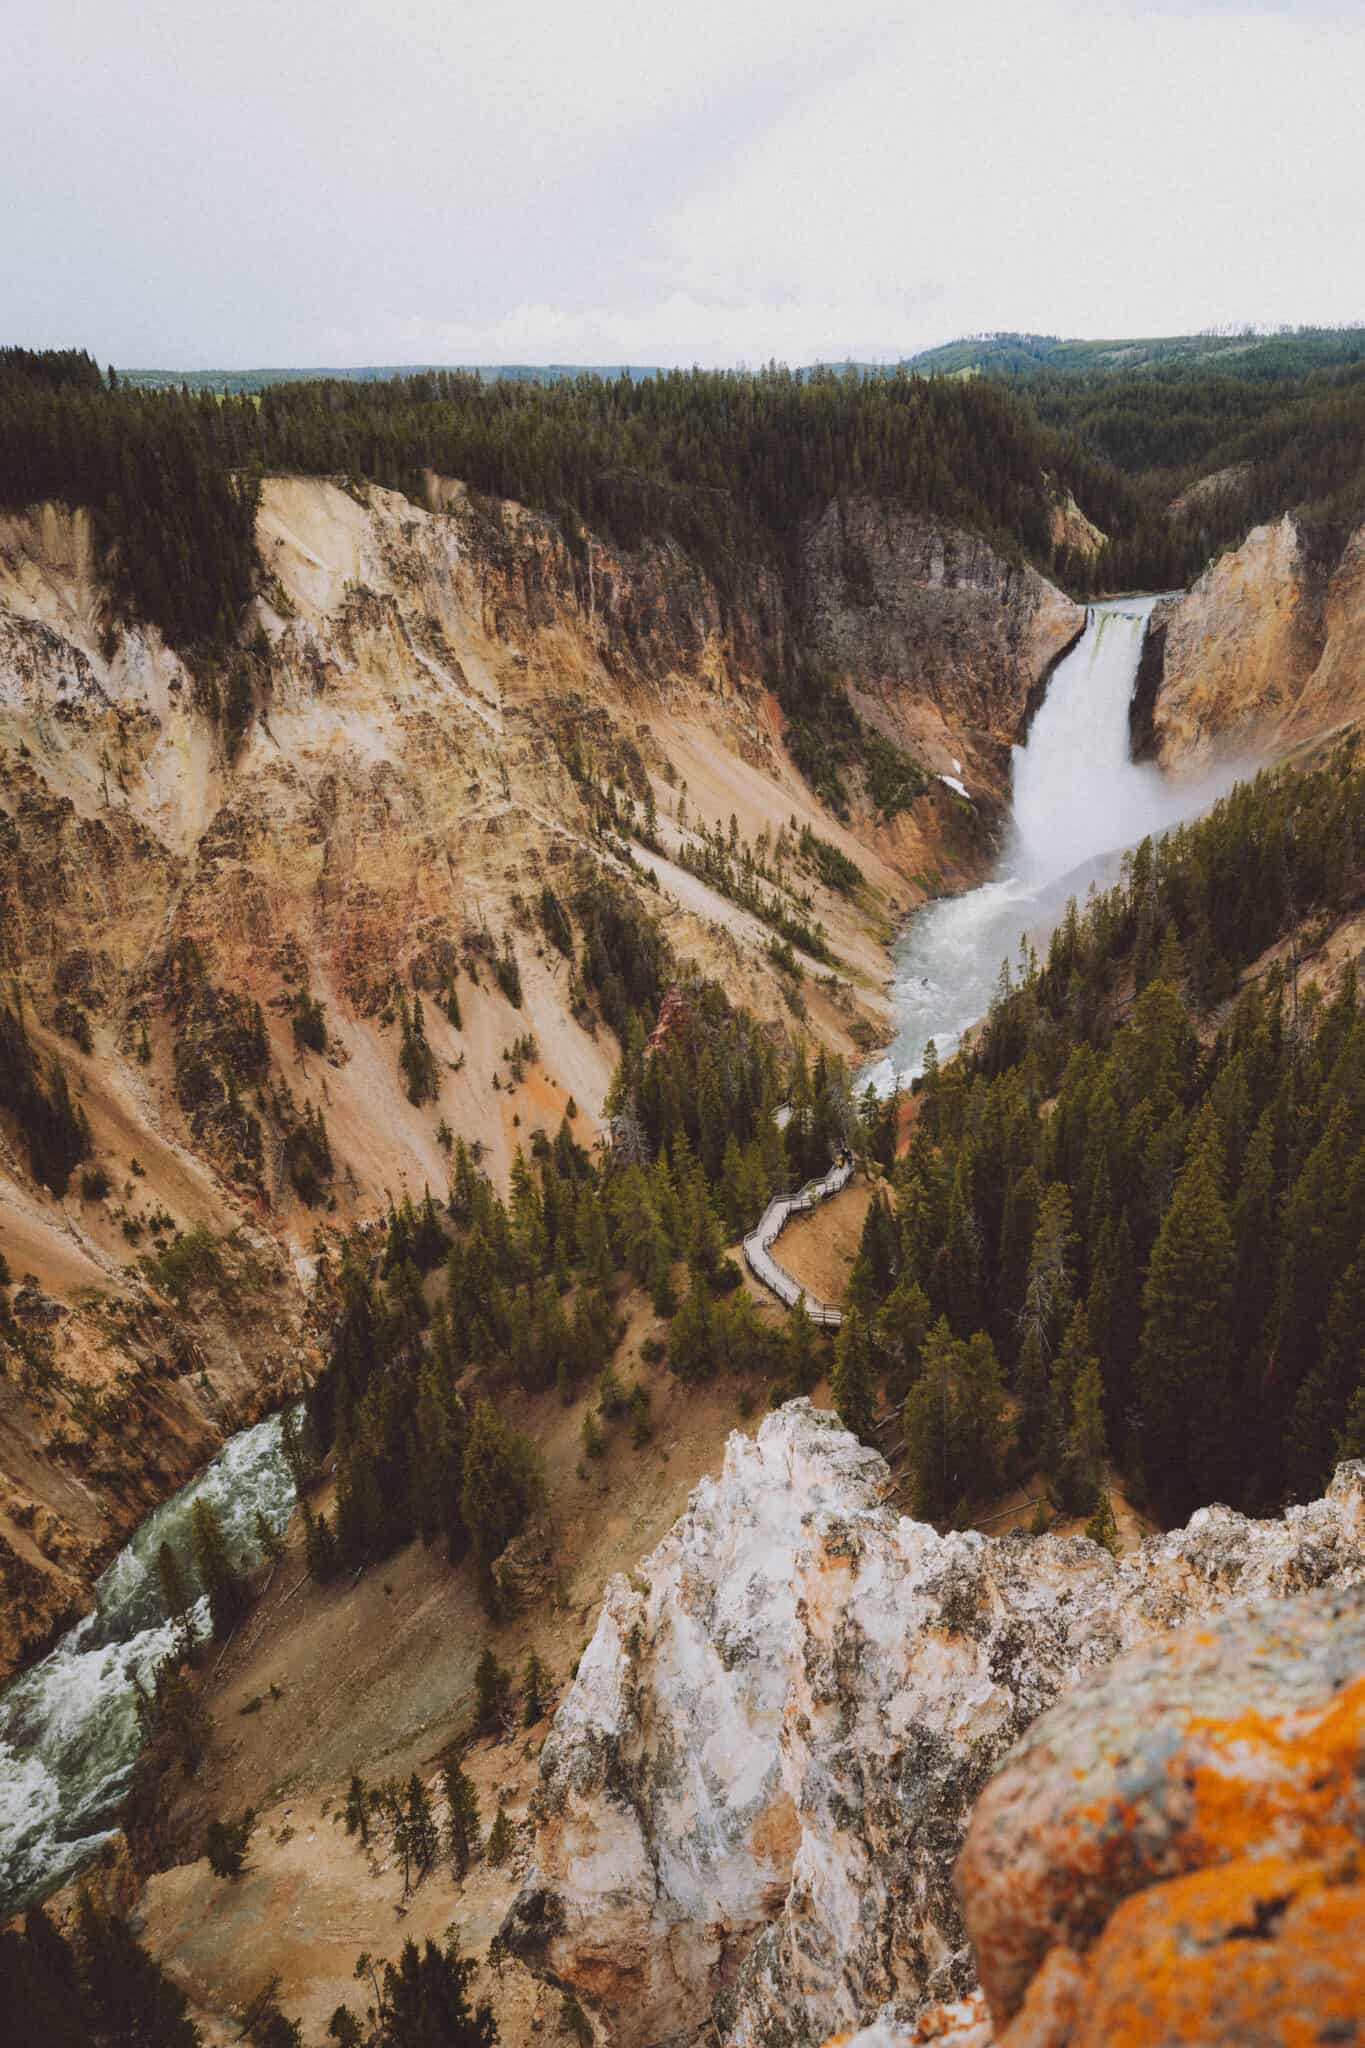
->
[0, 347, 1173, 665]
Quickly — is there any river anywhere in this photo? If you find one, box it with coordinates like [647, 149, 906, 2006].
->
[864, 597, 1251, 1089]
[0, 1412, 294, 1914]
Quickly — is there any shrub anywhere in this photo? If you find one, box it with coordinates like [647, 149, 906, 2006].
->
[205, 1808, 255, 1878]
[144, 1227, 223, 1306]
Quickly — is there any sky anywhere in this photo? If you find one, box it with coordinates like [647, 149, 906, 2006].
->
[4, 0, 1364, 369]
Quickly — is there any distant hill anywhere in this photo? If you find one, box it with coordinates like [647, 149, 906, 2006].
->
[121, 329, 1365, 397]
[896, 326, 1365, 384]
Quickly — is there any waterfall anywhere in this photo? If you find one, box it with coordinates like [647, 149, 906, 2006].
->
[867, 598, 1248, 1089]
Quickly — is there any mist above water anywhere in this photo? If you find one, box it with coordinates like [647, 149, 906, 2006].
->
[867, 597, 1252, 1090]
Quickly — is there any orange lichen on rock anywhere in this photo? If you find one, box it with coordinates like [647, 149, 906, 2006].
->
[1055, 1853, 1365, 2048]
[956, 1584, 1365, 2026]
[1180, 1672, 1365, 1870]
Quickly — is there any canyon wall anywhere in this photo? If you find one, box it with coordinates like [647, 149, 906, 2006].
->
[1133, 513, 1365, 773]
[0, 479, 1078, 1681]
[503, 1402, 1365, 2048]
[802, 499, 1086, 809]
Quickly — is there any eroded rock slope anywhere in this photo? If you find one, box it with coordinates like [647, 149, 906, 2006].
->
[1133, 512, 1365, 773]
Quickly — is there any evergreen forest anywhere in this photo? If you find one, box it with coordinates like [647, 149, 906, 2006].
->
[8, 335, 1365, 684]
[841, 740, 1365, 1527]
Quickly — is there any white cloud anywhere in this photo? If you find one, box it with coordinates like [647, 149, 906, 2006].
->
[3, 0, 1363, 365]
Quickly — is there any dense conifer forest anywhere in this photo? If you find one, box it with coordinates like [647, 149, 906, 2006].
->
[842, 740, 1365, 1527]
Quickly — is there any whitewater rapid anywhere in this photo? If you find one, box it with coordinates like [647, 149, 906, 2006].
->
[0, 1412, 294, 1913]
[866, 598, 1250, 1089]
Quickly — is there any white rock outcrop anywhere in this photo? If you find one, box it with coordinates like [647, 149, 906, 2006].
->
[503, 1403, 1365, 2048]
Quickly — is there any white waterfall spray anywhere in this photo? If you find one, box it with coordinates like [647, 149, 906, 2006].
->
[866, 598, 1251, 1089]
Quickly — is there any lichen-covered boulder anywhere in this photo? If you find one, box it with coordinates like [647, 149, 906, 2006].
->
[955, 1579, 1365, 2044]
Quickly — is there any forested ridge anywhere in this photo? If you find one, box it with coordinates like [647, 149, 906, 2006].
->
[6, 339, 1365, 688]
[892, 328, 1365, 592]
[0, 345, 1118, 647]
[839, 739, 1365, 1529]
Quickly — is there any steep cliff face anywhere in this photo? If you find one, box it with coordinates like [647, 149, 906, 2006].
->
[1133, 513, 1365, 773]
[0, 478, 1079, 1681]
[802, 499, 1086, 808]
[503, 1402, 1365, 2048]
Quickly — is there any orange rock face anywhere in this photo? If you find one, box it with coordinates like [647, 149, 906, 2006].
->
[952, 1582, 1365, 2048]
[1063, 1853, 1365, 2048]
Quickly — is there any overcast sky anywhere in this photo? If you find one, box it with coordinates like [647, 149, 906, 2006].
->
[5, 0, 1363, 369]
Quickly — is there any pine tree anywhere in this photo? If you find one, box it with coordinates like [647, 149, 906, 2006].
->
[344, 1771, 370, 1846]
[205, 1808, 254, 1879]
[1044, 1303, 1094, 1501]
[1061, 1356, 1109, 1516]
[957, 1330, 1009, 1499]
[302, 1501, 340, 1582]
[943, 1151, 982, 1334]
[873, 1274, 931, 1404]
[157, 1539, 199, 1659]
[486, 1806, 514, 1867]
[460, 1401, 545, 1606]
[474, 1647, 512, 1734]
[394, 1774, 439, 1893]
[831, 1306, 877, 1443]
[190, 1498, 247, 1639]
[1019, 1184, 1075, 1367]
[1084, 1490, 1121, 1555]
[847, 1190, 899, 1313]
[997, 1164, 1041, 1353]
[668, 1272, 716, 1382]
[628, 1382, 653, 1446]
[903, 1319, 1007, 1520]
[1015, 1321, 1050, 1466]
[903, 1318, 956, 1522]
[523, 1649, 551, 1726]
[330, 1933, 496, 2048]
[785, 1292, 820, 1394]
[442, 1753, 481, 1877]
[1135, 1111, 1234, 1522]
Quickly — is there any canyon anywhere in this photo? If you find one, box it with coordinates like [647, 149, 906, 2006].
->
[4, 461, 1365, 2047]
[0, 477, 1078, 1684]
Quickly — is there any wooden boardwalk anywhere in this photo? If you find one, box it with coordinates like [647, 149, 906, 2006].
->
[741, 1157, 854, 1328]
